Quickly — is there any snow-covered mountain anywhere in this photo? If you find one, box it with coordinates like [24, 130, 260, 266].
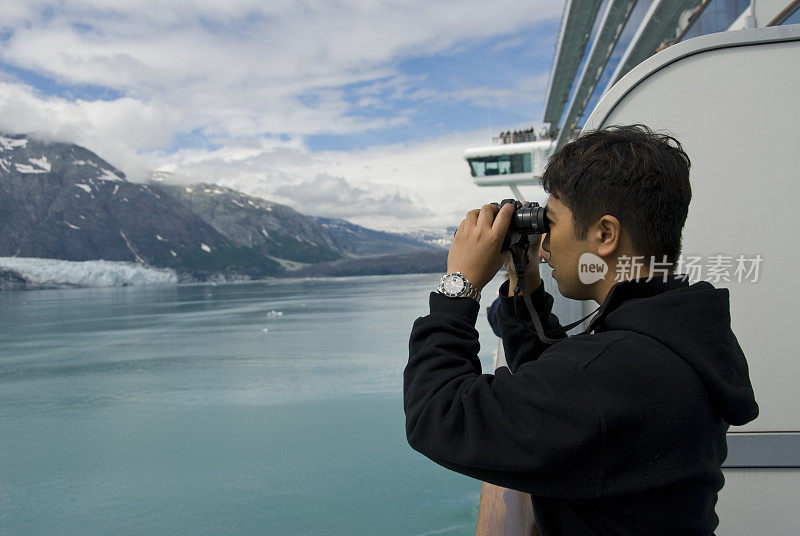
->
[312, 216, 446, 256]
[157, 182, 440, 264]
[0, 133, 445, 288]
[0, 132, 275, 279]
[400, 227, 458, 249]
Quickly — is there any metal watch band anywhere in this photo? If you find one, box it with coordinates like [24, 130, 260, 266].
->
[437, 272, 481, 302]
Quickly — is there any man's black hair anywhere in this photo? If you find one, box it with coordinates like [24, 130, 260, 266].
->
[541, 124, 692, 266]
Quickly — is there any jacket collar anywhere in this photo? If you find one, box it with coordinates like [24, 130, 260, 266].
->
[585, 275, 690, 333]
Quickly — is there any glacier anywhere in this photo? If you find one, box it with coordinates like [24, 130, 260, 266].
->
[0, 257, 178, 289]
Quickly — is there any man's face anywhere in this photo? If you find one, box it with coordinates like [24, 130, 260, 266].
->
[541, 196, 594, 301]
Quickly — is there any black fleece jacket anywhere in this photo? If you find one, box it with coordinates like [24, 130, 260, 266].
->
[405, 276, 758, 536]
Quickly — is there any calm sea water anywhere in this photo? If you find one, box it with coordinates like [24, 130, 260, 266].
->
[0, 271, 583, 536]
[0, 273, 493, 535]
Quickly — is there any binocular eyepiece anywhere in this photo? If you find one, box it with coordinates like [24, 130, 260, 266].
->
[492, 199, 549, 251]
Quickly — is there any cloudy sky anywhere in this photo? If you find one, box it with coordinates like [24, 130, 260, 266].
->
[1, 1, 562, 231]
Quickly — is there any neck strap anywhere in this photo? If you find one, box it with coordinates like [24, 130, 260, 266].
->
[511, 245, 600, 344]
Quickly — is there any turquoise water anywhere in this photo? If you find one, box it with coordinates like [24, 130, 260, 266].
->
[0, 273, 524, 536]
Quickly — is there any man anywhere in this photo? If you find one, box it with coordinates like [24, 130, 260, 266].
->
[404, 125, 758, 535]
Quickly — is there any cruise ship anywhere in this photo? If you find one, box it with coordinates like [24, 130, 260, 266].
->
[468, 1, 800, 534]
[465, 0, 799, 196]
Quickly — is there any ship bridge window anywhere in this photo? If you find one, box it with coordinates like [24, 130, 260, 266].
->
[467, 153, 532, 177]
[680, 0, 749, 42]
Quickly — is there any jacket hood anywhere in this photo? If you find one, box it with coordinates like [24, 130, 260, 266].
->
[588, 277, 759, 426]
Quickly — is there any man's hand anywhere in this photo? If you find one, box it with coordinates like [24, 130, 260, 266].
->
[447, 203, 514, 291]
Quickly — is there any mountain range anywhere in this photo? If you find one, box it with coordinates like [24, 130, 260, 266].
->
[0, 133, 448, 285]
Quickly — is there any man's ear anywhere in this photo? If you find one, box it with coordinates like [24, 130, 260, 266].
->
[595, 215, 621, 258]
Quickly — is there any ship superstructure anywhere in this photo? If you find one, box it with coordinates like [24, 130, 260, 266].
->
[464, 0, 800, 196]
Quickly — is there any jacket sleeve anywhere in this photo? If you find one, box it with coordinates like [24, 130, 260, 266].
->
[404, 292, 604, 499]
[485, 295, 503, 338]
[497, 279, 567, 373]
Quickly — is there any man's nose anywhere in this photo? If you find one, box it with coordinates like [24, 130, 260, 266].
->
[539, 234, 551, 262]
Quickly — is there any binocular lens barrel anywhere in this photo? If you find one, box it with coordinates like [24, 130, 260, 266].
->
[495, 199, 548, 251]
[514, 205, 549, 234]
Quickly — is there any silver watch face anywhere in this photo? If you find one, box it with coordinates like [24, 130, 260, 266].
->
[443, 274, 465, 295]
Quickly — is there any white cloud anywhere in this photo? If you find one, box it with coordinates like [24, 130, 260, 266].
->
[0, 0, 561, 229]
[0, 81, 179, 176]
[273, 173, 432, 220]
[1, 1, 560, 140]
[158, 128, 548, 231]
[408, 73, 550, 111]
[297, 130, 550, 230]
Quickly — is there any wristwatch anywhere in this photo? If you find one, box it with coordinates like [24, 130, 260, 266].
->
[437, 272, 481, 302]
